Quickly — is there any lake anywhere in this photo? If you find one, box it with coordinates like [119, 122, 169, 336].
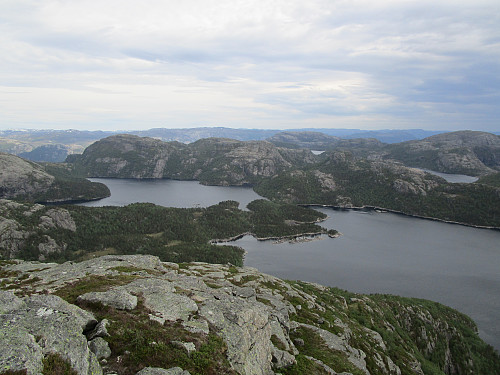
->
[420, 168, 478, 183]
[78, 178, 500, 350]
[79, 178, 263, 209]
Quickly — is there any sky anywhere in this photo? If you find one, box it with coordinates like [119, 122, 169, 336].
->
[0, 0, 499, 132]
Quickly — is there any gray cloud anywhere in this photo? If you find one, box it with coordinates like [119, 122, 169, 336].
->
[0, 0, 499, 131]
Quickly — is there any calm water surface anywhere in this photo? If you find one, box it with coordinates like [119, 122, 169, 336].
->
[79, 178, 500, 350]
[239, 209, 500, 350]
[79, 178, 263, 209]
[421, 169, 478, 183]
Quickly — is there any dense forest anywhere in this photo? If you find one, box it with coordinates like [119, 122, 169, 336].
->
[2, 199, 330, 266]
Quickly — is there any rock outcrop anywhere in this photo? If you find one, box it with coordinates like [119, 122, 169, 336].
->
[0, 152, 110, 203]
[0, 152, 55, 199]
[0, 199, 77, 260]
[1, 255, 498, 375]
[69, 135, 317, 185]
[384, 131, 500, 176]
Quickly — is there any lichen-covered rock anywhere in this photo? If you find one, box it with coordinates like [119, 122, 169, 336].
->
[0, 291, 101, 375]
[86, 319, 110, 341]
[0, 255, 498, 375]
[299, 323, 369, 375]
[78, 289, 138, 311]
[89, 337, 111, 359]
[199, 296, 274, 375]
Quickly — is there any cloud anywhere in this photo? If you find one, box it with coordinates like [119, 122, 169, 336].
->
[0, 0, 499, 131]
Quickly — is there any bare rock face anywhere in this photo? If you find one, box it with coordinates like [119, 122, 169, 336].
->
[0, 217, 29, 258]
[0, 291, 101, 375]
[0, 200, 77, 260]
[0, 152, 55, 199]
[384, 131, 500, 176]
[39, 208, 77, 232]
[71, 135, 317, 185]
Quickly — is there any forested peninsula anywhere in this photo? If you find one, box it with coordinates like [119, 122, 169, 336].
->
[0, 199, 333, 265]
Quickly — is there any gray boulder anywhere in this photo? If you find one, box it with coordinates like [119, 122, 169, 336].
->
[89, 337, 111, 359]
[0, 291, 101, 375]
[77, 289, 138, 311]
[199, 296, 274, 375]
[86, 319, 110, 341]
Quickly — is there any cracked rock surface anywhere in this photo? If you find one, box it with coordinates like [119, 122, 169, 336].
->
[0, 255, 496, 375]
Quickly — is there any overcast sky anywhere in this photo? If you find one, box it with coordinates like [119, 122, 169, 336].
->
[1, 0, 499, 131]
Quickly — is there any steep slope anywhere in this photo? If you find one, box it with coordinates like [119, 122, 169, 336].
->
[384, 131, 500, 176]
[0, 152, 109, 203]
[1, 255, 498, 375]
[70, 135, 317, 185]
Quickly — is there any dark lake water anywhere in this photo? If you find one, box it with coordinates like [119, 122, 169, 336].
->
[78, 178, 500, 350]
[79, 178, 263, 209]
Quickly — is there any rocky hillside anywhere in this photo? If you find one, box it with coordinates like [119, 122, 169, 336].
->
[69, 135, 317, 185]
[65, 135, 500, 227]
[268, 131, 500, 177]
[0, 152, 109, 203]
[382, 131, 500, 176]
[268, 131, 383, 155]
[255, 151, 500, 227]
[1, 255, 498, 375]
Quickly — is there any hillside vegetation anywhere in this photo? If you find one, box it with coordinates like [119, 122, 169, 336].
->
[0, 199, 330, 265]
[255, 151, 500, 227]
[269, 130, 500, 177]
[67, 134, 500, 228]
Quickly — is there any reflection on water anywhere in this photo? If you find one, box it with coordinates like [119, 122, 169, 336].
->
[420, 169, 478, 183]
[78, 178, 263, 210]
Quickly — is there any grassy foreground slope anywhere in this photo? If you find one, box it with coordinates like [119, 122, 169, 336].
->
[1, 256, 499, 375]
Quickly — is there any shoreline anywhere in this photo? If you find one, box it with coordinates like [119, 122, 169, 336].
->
[209, 229, 339, 245]
[300, 204, 500, 231]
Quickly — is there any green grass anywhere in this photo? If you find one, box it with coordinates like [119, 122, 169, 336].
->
[42, 353, 77, 375]
[77, 297, 236, 375]
[54, 275, 137, 304]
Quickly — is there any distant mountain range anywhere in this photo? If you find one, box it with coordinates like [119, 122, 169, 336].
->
[1, 127, 485, 163]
